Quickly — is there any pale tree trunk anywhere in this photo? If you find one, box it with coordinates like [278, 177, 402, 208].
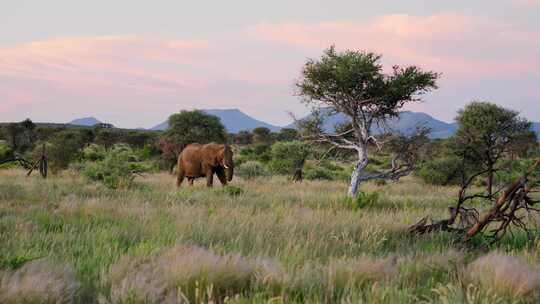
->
[348, 144, 369, 197]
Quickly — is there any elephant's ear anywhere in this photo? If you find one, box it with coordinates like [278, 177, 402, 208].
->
[212, 146, 226, 166]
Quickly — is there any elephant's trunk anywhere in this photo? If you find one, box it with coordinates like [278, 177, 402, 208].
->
[226, 165, 234, 182]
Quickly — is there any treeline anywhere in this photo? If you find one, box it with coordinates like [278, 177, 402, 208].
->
[2, 104, 539, 191]
[0, 111, 307, 178]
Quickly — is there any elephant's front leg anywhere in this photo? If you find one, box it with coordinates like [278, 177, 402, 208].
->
[205, 170, 214, 187]
[216, 168, 228, 186]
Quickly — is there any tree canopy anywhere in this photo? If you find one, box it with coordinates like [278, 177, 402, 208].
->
[164, 110, 227, 147]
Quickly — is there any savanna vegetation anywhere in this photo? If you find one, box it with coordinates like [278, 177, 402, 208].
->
[1, 47, 540, 303]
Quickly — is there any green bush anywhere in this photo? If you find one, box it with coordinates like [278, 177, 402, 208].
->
[343, 191, 380, 210]
[236, 161, 268, 180]
[267, 141, 310, 174]
[417, 156, 462, 185]
[303, 161, 351, 181]
[0, 140, 13, 160]
[82, 144, 107, 161]
[239, 144, 271, 163]
[83, 145, 145, 189]
[304, 167, 334, 180]
[47, 131, 85, 172]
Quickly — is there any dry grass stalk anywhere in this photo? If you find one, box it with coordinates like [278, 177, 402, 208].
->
[0, 258, 79, 304]
[465, 252, 540, 297]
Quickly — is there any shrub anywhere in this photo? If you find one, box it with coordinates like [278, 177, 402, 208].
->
[239, 144, 271, 163]
[83, 145, 145, 189]
[417, 156, 462, 185]
[304, 167, 334, 180]
[46, 131, 85, 172]
[267, 141, 310, 174]
[343, 191, 380, 210]
[0, 258, 79, 304]
[82, 143, 106, 161]
[236, 161, 268, 180]
[303, 161, 351, 181]
[0, 140, 12, 160]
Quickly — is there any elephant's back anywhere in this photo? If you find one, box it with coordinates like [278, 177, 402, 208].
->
[178, 144, 203, 176]
[179, 144, 202, 162]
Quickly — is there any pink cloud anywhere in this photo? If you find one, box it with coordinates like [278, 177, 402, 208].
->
[248, 13, 540, 81]
[0, 36, 211, 93]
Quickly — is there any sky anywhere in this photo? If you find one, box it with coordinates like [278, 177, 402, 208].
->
[1, 0, 539, 128]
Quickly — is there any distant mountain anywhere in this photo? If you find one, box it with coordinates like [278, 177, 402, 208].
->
[151, 109, 281, 133]
[68, 117, 102, 127]
[533, 123, 540, 138]
[288, 109, 458, 139]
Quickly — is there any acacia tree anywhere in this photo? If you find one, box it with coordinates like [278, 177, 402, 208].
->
[296, 46, 439, 197]
[410, 102, 538, 244]
[452, 101, 533, 198]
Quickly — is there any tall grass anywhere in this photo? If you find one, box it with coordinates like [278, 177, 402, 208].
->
[0, 258, 79, 304]
[0, 169, 539, 303]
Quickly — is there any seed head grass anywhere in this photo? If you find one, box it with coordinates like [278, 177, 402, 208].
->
[1, 170, 539, 303]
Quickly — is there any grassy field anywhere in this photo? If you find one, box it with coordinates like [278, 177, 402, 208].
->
[1, 169, 539, 303]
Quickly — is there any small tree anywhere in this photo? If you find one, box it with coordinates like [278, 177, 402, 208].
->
[252, 127, 272, 144]
[3, 123, 22, 151]
[47, 131, 85, 172]
[296, 46, 439, 196]
[452, 101, 533, 198]
[2, 121, 36, 153]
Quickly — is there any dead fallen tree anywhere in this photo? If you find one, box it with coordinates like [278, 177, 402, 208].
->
[0, 144, 48, 178]
[410, 158, 540, 244]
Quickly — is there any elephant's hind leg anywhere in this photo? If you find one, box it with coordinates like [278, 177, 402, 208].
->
[176, 168, 186, 188]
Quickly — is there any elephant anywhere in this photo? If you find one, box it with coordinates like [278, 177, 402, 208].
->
[176, 143, 234, 187]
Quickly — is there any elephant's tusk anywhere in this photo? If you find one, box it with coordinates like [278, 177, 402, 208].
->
[223, 164, 229, 169]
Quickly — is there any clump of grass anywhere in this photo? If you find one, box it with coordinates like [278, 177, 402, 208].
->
[220, 186, 245, 197]
[105, 244, 286, 303]
[464, 252, 540, 298]
[0, 255, 36, 270]
[236, 161, 269, 180]
[342, 191, 380, 210]
[0, 258, 79, 304]
[0, 182, 26, 201]
[326, 256, 397, 286]
[288, 256, 397, 301]
[431, 282, 507, 304]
